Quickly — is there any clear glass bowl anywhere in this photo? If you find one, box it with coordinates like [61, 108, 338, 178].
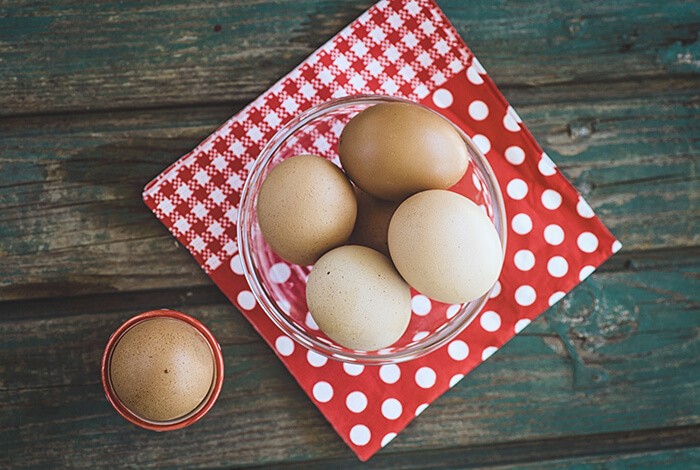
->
[238, 95, 507, 364]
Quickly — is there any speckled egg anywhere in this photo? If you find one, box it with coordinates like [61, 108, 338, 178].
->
[306, 245, 411, 351]
[256, 155, 357, 266]
[339, 102, 469, 201]
[109, 318, 214, 422]
[349, 188, 401, 257]
[388, 189, 503, 304]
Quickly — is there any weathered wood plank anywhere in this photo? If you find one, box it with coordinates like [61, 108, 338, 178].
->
[271, 429, 700, 469]
[0, 0, 698, 116]
[1, 253, 698, 467]
[0, 244, 695, 322]
[0, 78, 697, 301]
[501, 448, 700, 470]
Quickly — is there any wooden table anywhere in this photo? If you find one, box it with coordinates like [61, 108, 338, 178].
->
[1, 1, 698, 467]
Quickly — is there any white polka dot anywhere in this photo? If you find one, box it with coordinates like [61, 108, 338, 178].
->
[612, 240, 622, 253]
[512, 213, 533, 235]
[472, 134, 491, 154]
[381, 433, 397, 447]
[432, 88, 453, 108]
[511, 107, 522, 122]
[538, 153, 557, 176]
[472, 172, 482, 190]
[413, 331, 429, 341]
[548, 291, 566, 306]
[482, 346, 498, 360]
[541, 189, 562, 210]
[514, 318, 531, 333]
[306, 350, 327, 367]
[468, 100, 489, 121]
[275, 336, 294, 356]
[415, 367, 436, 388]
[473, 57, 486, 74]
[507, 178, 529, 200]
[411, 295, 432, 316]
[230, 254, 244, 275]
[237, 290, 257, 310]
[449, 374, 464, 387]
[380, 364, 401, 384]
[349, 424, 371, 446]
[466, 64, 484, 84]
[446, 304, 461, 319]
[547, 256, 569, 278]
[577, 197, 595, 218]
[312, 381, 333, 403]
[505, 146, 525, 165]
[268, 262, 291, 283]
[480, 310, 501, 332]
[343, 362, 364, 376]
[415, 403, 429, 416]
[515, 285, 536, 306]
[278, 299, 291, 313]
[579, 265, 596, 281]
[381, 398, 403, 420]
[503, 110, 520, 132]
[544, 224, 565, 245]
[448, 340, 469, 360]
[514, 249, 535, 271]
[490, 280, 502, 298]
[346, 391, 367, 413]
[305, 312, 319, 330]
[577, 232, 599, 253]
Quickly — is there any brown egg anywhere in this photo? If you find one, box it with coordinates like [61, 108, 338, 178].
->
[306, 245, 411, 351]
[349, 188, 401, 257]
[109, 318, 214, 422]
[338, 102, 469, 201]
[256, 155, 357, 266]
[388, 190, 503, 304]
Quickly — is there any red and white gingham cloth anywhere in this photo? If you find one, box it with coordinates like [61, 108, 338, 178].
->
[143, 0, 619, 461]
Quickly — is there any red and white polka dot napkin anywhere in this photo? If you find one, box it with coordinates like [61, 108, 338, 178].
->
[143, 0, 619, 461]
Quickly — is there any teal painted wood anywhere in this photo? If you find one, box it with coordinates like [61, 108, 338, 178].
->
[0, 0, 698, 115]
[511, 448, 700, 469]
[504, 448, 700, 469]
[0, 0, 698, 467]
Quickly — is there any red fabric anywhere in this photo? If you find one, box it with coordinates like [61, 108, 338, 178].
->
[143, 0, 619, 461]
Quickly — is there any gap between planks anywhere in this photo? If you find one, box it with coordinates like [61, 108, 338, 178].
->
[0, 245, 697, 323]
[252, 425, 700, 469]
[0, 74, 697, 121]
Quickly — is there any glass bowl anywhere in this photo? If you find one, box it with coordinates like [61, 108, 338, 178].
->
[238, 95, 506, 364]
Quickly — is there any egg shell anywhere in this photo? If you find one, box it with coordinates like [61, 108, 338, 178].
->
[388, 189, 504, 304]
[306, 245, 411, 351]
[109, 318, 215, 422]
[256, 155, 357, 266]
[338, 102, 469, 201]
[349, 188, 401, 257]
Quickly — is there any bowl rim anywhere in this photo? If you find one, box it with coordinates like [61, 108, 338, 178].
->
[237, 94, 507, 364]
[101, 309, 225, 431]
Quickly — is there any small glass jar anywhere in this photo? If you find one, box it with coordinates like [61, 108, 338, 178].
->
[238, 95, 506, 365]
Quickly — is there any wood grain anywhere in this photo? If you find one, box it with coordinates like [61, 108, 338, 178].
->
[271, 429, 700, 469]
[1, 252, 698, 467]
[494, 447, 700, 470]
[1, 0, 698, 467]
[1, 78, 697, 301]
[0, 0, 698, 116]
